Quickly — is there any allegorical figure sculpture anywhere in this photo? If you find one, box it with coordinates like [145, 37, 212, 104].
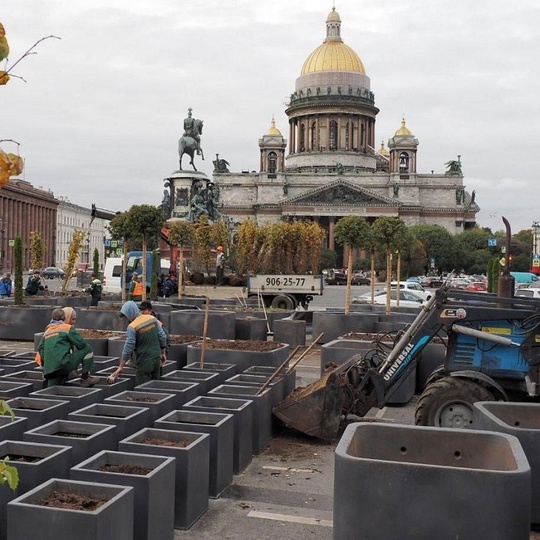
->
[445, 155, 463, 176]
[213, 154, 230, 173]
[178, 108, 204, 171]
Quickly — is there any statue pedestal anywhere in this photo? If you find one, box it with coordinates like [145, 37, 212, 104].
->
[164, 170, 209, 221]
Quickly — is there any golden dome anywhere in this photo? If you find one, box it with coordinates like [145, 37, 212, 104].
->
[301, 8, 366, 75]
[378, 140, 389, 157]
[395, 118, 412, 136]
[266, 118, 282, 136]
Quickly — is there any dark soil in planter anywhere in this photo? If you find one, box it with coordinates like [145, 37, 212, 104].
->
[125, 396, 160, 403]
[203, 340, 283, 352]
[86, 305, 123, 312]
[37, 490, 107, 511]
[170, 334, 201, 344]
[0, 453, 41, 463]
[142, 437, 189, 448]
[78, 329, 125, 339]
[52, 431, 88, 438]
[97, 464, 152, 475]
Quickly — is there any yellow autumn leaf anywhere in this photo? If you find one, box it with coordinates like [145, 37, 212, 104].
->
[7, 154, 23, 176]
[0, 71, 9, 85]
[0, 150, 10, 170]
[0, 169, 10, 187]
[0, 36, 8, 62]
[0, 23, 5, 37]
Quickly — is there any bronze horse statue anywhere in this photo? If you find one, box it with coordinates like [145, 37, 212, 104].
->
[178, 119, 204, 171]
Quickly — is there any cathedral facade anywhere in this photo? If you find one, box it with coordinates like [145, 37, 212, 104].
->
[213, 8, 478, 258]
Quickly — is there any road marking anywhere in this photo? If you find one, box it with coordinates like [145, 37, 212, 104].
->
[262, 465, 320, 473]
[248, 510, 333, 528]
[374, 407, 387, 419]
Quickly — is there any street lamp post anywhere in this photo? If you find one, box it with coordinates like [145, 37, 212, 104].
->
[532, 221, 540, 274]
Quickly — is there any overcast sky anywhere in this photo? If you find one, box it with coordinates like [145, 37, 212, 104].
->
[2, 0, 539, 233]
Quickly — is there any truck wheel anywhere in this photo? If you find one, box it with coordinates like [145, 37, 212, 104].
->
[415, 377, 494, 428]
[271, 295, 295, 310]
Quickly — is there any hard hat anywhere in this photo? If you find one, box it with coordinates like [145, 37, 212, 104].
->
[217, 246, 223, 251]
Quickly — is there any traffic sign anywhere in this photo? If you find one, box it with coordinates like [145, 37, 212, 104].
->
[533, 258, 540, 267]
[488, 238, 497, 247]
[499, 257, 506, 266]
[8, 239, 14, 247]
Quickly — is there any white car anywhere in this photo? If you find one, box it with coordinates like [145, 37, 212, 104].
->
[352, 289, 426, 308]
[514, 288, 540, 299]
[390, 281, 432, 301]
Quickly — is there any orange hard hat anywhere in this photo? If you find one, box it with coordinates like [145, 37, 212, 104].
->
[217, 246, 223, 251]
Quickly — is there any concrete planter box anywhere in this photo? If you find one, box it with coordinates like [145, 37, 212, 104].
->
[273, 319, 306, 347]
[75, 308, 128, 331]
[209, 384, 272, 455]
[0, 381, 33, 400]
[23, 419, 117, 466]
[186, 341, 290, 372]
[0, 306, 53, 340]
[0, 441, 71, 540]
[7, 478, 134, 540]
[313, 312, 379, 343]
[334, 422, 531, 540]
[0, 358, 35, 374]
[163, 369, 220, 394]
[66, 375, 132, 398]
[134, 380, 199, 409]
[104, 391, 176, 423]
[184, 362, 238, 385]
[96, 366, 136, 389]
[473, 401, 540, 526]
[169, 310, 236, 339]
[0, 416, 28, 441]
[167, 336, 202, 369]
[320, 339, 374, 377]
[119, 427, 210, 530]
[156, 410, 234, 498]
[183, 396, 254, 474]
[71, 450, 176, 540]
[106, 336, 127, 359]
[92, 355, 122, 372]
[69, 403, 152, 442]
[30, 385, 103, 413]
[244, 365, 296, 397]
[5, 397, 70, 430]
[33, 330, 124, 356]
[2, 371, 45, 392]
[225, 373, 284, 406]
[234, 317, 268, 341]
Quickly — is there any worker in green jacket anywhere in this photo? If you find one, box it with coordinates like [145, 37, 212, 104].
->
[86, 273, 102, 306]
[35, 307, 99, 387]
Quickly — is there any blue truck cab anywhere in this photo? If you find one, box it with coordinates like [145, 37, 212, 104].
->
[123, 251, 171, 292]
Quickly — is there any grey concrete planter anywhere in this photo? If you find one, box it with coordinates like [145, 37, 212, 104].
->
[273, 319, 306, 347]
[106, 336, 127, 359]
[0, 380, 33, 399]
[167, 336, 202, 369]
[7, 478, 134, 540]
[69, 403, 152, 442]
[184, 361, 238, 385]
[183, 395, 254, 474]
[186, 341, 290, 372]
[0, 358, 35, 374]
[23, 419, 117, 466]
[33, 330, 124, 355]
[30, 385, 103, 413]
[334, 422, 531, 540]
[234, 317, 268, 341]
[320, 339, 374, 376]
[66, 374, 132, 398]
[0, 416, 28, 441]
[104, 390, 176, 423]
[71, 450, 175, 540]
[75, 307, 128, 331]
[209, 384, 272, 455]
[163, 369, 220, 394]
[473, 401, 540, 526]
[225, 373, 285, 406]
[0, 306, 53, 340]
[313, 311, 379, 343]
[156, 410, 234, 498]
[5, 397, 70, 430]
[244, 365, 296, 398]
[0, 441, 71, 540]
[119, 427, 210, 530]
[92, 355, 122, 372]
[96, 366, 136, 389]
[169, 310, 236, 339]
[134, 380, 199, 409]
[2, 370, 45, 392]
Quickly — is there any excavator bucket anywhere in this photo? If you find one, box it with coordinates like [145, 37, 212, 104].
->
[273, 359, 355, 441]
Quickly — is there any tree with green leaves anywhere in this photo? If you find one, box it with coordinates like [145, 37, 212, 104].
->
[108, 212, 131, 302]
[334, 216, 371, 314]
[409, 224, 458, 274]
[29, 230, 45, 271]
[13, 236, 23, 305]
[151, 249, 158, 300]
[371, 217, 409, 314]
[92, 248, 99, 276]
[168, 220, 195, 297]
[61, 230, 85, 293]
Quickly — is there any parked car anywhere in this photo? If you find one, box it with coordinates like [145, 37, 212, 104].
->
[464, 281, 487, 292]
[421, 276, 444, 288]
[351, 273, 371, 285]
[324, 269, 347, 285]
[42, 267, 65, 279]
[352, 289, 426, 308]
[390, 281, 432, 301]
[514, 288, 540, 299]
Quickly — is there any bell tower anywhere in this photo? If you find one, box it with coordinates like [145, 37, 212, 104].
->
[388, 118, 419, 178]
[259, 118, 287, 177]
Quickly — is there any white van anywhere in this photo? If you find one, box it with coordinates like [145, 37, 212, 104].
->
[102, 257, 123, 293]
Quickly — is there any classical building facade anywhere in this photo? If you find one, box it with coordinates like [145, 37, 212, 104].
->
[213, 8, 478, 262]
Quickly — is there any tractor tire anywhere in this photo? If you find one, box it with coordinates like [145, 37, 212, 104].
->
[271, 294, 295, 310]
[415, 377, 494, 428]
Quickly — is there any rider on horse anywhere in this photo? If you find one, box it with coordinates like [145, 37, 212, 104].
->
[183, 108, 201, 155]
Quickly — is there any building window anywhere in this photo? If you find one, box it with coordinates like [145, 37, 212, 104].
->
[310, 121, 316, 150]
[330, 120, 338, 150]
[268, 152, 277, 174]
[299, 123, 306, 152]
[399, 152, 409, 172]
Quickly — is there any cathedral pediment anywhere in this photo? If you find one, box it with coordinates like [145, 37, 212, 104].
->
[284, 179, 397, 206]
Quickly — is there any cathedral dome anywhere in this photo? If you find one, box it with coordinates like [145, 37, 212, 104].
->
[395, 118, 413, 136]
[266, 118, 282, 136]
[301, 8, 366, 75]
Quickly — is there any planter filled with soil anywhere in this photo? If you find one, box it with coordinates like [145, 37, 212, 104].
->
[71, 450, 175, 540]
[168, 334, 202, 369]
[244, 365, 296, 398]
[69, 403, 152, 442]
[2, 370, 45, 392]
[163, 369, 220, 394]
[0, 306, 54, 340]
[119, 427, 210, 530]
[74, 306, 127, 332]
[209, 384, 273, 455]
[23, 419, 117, 465]
[7, 478, 134, 540]
[156, 410, 234, 498]
[334, 422, 531, 540]
[313, 311, 380, 344]
[6, 397, 71, 430]
[0, 380, 33, 400]
[0, 415, 28, 442]
[135, 380, 199, 409]
[182, 396, 254, 474]
[234, 309, 295, 333]
[0, 441, 72, 540]
[30, 385, 103, 413]
[169, 310, 236, 340]
[184, 361, 238, 385]
[186, 339, 290, 372]
[104, 391, 176, 423]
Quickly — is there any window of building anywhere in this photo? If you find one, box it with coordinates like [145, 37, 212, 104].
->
[330, 120, 338, 150]
[268, 152, 277, 174]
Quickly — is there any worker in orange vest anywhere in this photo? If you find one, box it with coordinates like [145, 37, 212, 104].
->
[128, 272, 143, 301]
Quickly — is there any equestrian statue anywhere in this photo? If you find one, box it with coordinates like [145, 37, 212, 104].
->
[178, 107, 204, 171]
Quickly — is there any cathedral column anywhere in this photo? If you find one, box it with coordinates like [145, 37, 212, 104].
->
[289, 121, 295, 154]
[329, 217, 335, 251]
